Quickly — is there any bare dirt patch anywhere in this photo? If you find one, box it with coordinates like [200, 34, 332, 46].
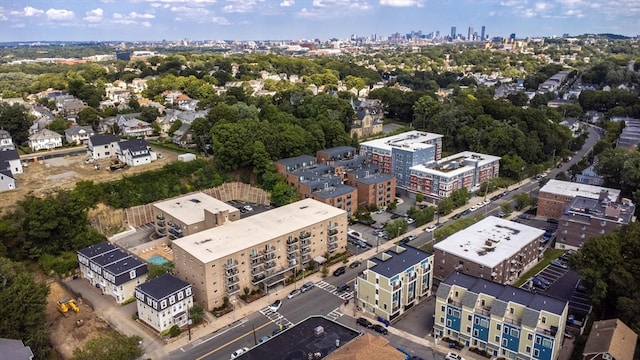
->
[0, 147, 179, 216]
[46, 280, 112, 359]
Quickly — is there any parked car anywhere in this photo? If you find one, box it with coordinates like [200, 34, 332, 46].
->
[371, 324, 388, 335]
[425, 225, 437, 232]
[551, 259, 568, 269]
[356, 317, 372, 328]
[469, 205, 478, 212]
[547, 218, 559, 224]
[445, 352, 465, 360]
[230, 347, 250, 359]
[301, 281, 315, 293]
[272, 325, 288, 336]
[349, 260, 361, 269]
[482, 199, 490, 205]
[258, 335, 270, 344]
[243, 205, 253, 211]
[531, 277, 547, 289]
[497, 211, 506, 218]
[333, 266, 346, 276]
[452, 213, 462, 220]
[534, 276, 551, 287]
[461, 209, 471, 216]
[269, 300, 282, 312]
[287, 289, 301, 299]
[405, 217, 415, 225]
[336, 283, 350, 292]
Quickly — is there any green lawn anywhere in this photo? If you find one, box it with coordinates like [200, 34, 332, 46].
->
[514, 248, 565, 287]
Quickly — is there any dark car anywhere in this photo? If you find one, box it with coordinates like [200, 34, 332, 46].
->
[390, 214, 401, 219]
[371, 324, 388, 335]
[452, 213, 462, 220]
[349, 260, 361, 269]
[336, 283, 350, 292]
[333, 266, 346, 276]
[272, 325, 289, 336]
[356, 317, 372, 328]
[461, 209, 471, 216]
[547, 218, 559, 224]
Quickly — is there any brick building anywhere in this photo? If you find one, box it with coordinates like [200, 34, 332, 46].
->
[537, 180, 620, 219]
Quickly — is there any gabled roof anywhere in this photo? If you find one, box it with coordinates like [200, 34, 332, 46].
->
[0, 149, 19, 164]
[64, 126, 94, 137]
[136, 273, 191, 301]
[89, 134, 120, 146]
[583, 319, 637, 360]
[0, 169, 15, 180]
[28, 129, 61, 141]
[77, 241, 117, 259]
[118, 139, 149, 153]
[0, 130, 10, 139]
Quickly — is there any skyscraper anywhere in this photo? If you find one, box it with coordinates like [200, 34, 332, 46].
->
[468, 26, 474, 41]
[450, 26, 456, 39]
[481, 26, 486, 41]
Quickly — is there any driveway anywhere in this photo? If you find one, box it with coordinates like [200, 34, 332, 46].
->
[65, 278, 169, 360]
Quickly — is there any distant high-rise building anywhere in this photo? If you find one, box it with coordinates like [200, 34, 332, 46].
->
[510, 33, 516, 40]
[450, 26, 456, 39]
[115, 51, 130, 61]
[481, 26, 486, 41]
[468, 26, 474, 41]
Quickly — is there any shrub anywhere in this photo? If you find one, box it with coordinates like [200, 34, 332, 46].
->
[169, 325, 181, 337]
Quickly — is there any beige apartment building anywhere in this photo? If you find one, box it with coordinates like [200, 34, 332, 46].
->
[152, 192, 241, 239]
[356, 245, 434, 322]
[172, 198, 348, 311]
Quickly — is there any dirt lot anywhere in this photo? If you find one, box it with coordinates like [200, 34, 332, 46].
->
[0, 147, 179, 216]
[46, 280, 112, 359]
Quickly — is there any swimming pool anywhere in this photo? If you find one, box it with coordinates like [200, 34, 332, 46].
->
[148, 254, 170, 266]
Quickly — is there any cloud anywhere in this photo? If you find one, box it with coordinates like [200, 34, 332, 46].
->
[379, 0, 424, 6]
[296, 0, 371, 18]
[223, 0, 259, 13]
[45, 8, 75, 20]
[141, 21, 152, 27]
[129, 12, 155, 19]
[83, 8, 104, 23]
[211, 16, 231, 24]
[280, 0, 294, 6]
[24, 6, 44, 16]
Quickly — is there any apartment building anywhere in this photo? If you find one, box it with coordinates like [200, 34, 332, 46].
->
[172, 199, 348, 311]
[556, 195, 635, 250]
[409, 151, 500, 199]
[134, 274, 193, 333]
[359, 131, 443, 187]
[433, 217, 545, 284]
[537, 180, 621, 219]
[435, 272, 568, 360]
[152, 192, 240, 239]
[356, 245, 434, 321]
[77, 241, 148, 303]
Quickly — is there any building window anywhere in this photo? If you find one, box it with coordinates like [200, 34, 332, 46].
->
[447, 319, 452, 327]
[468, 315, 472, 321]
[495, 336, 500, 342]
[541, 316, 546, 324]
[473, 329, 479, 337]
[441, 305, 445, 312]
[497, 324, 501, 331]
[533, 349, 540, 358]
[510, 329, 519, 338]
[528, 333, 533, 341]
[466, 326, 471, 333]
[526, 346, 531, 353]
[501, 338, 507, 346]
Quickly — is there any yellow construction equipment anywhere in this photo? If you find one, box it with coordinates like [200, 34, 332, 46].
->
[57, 297, 80, 315]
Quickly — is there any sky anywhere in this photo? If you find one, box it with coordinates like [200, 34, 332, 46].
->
[1, 0, 639, 42]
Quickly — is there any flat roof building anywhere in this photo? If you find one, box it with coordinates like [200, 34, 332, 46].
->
[434, 216, 545, 284]
[172, 199, 348, 311]
[152, 192, 240, 239]
[435, 272, 568, 360]
[537, 180, 621, 219]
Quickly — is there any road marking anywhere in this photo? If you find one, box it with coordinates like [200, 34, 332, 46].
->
[195, 321, 271, 360]
[258, 307, 293, 328]
[316, 281, 354, 300]
[327, 307, 343, 321]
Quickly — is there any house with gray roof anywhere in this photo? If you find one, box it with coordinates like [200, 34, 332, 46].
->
[0, 338, 34, 360]
[0, 130, 15, 151]
[0, 170, 16, 192]
[435, 272, 568, 360]
[87, 134, 120, 159]
[134, 274, 193, 333]
[356, 245, 433, 321]
[0, 149, 23, 175]
[115, 138, 157, 167]
[28, 129, 62, 152]
[64, 125, 95, 145]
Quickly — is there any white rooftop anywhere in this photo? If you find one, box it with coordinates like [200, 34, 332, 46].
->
[434, 216, 545, 268]
[153, 192, 238, 225]
[360, 130, 443, 152]
[540, 179, 620, 202]
[172, 198, 346, 263]
[411, 151, 501, 179]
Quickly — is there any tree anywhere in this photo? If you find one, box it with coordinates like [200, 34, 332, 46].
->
[412, 95, 441, 130]
[47, 116, 72, 134]
[138, 106, 161, 124]
[77, 107, 100, 127]
[147, 261, 175, 280]
[167, 120, 183, 137]
[72, 330, 142, 360]
[384, 219, 408, 239]
[437, 197, 455, 215]
[0, 102, 32, 145]
[189, 303, 205, 324]
[449, 188, 471, 208]
[500, 202, 513, 216]
[269, 179, 299, 207]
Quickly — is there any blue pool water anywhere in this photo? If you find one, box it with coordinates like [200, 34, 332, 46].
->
[148, 254, 170, 266]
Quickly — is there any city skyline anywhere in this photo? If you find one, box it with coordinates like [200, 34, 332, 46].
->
[1, 0, 639, 42]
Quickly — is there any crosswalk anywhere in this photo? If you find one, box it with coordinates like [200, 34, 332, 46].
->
[315, 280, 354, 301]
[259, 307, 293, 328]
[326, 307, 344, 321]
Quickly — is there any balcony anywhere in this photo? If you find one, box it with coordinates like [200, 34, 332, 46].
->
[300, 231, 311, 239]
[474, 307, 491, 317]
[287, 237, 299, 245]
[392, 283, 402, 292]
[328, 235, 338, 244]
[301, 247, 312, 255]
[287, 244, 298, 253]
[226, 275, 239, 286]
[264, 261, 276, 270]
[328, 228, 338, 236]
[287, 252, 298, 260]
[328, 223, 338, 230]
[157, 228, 166, 234]
[262, 246, 276, 255]
[156, 220, 166, 227]
[168, 228, 183, 238]
[263, 253, 276, 261]
[302, 254, 311, 263]
[226, 284, 240, 295]
[447, 298, 462, 308]
[536, 326, 558, 337]
[250, 252, 260, 259]
[251, 266, 263, 275]
[224, 261, 238, 270]
[328, 243, 338, 252]
[156, 214, 165, 221]
[225, 267, 239, 276]
[503, 317, 521, 327]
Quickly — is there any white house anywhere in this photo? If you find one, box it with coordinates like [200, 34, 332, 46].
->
[28, 129, 63, 152]
[0, 130, 14, 151]
[116, 138, 157, 167]
[0, 170, 16, 192]
[64, 126, 95, 145]
[0, 149, 23, 175]
[135, 274, 193, 333]
[87, 134, 120, 160]
[117, 114, 154, 137]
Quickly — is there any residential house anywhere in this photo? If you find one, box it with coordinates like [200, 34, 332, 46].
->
[172, 199, 347, 311]
[28, 129, 63, 152]
[433, 216, 545, 284]
[615, 118, 640, 149]
[59, 98, 88, 118]
[0, 338, 34, 360]
[560, 118, 581, 138]
[0, 170, 16, 192]
[117, 114, 154, 137]
[115, 139, 157, 167]
[582, 319, 637, 360]
[172, 123, 196, 148]
[537, 180, 621, 219]
[575, 166, 604, 186]
[434, 272, 568, 360]
[28, 105, 55, 134]
[130, 78, 149, 93]
[134, 274, 193, 333]
[77, 241, 148, 304]
[0, 129, 15, 150]
[0, 149, 23, 175]
[87, 134, 120, 160]
[64, 125, 95, 145]
[356, 245, 434, 322]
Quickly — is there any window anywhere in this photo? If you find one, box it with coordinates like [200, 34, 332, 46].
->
[447, 319, 452, 327]
[473, 329, 479, 337]
[497, 324, 501, 331]
[526, 346, 531, 353]
[440, 317, 445, 324]
[510, 329, 519, 338]
[441, 305, 445, 312]
[502, 338, 508, 346]
[541, 316, 546, 324]
[466, 327, 471, 333]
[533, 349, 540, 358]
[510, 307, 514, 314]
[468, 315, 472, 321]
[503, 326, 509, 334]
[495, 336, 500, 342]
[528, 333, 533, 341]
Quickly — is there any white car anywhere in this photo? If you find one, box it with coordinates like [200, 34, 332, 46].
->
[482, 199, 490, 205]
[469, 205, 478, 212]
[445, 352, 465, 360]
[406, 217, 415, 224]
[243, 205, 253, 211]
[230, 347, 250, 359]
[476, 202, 485, 208]
[425, 225, 437, 232]
[287, 289, 301, 299]
[269, 300, 282, 312]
